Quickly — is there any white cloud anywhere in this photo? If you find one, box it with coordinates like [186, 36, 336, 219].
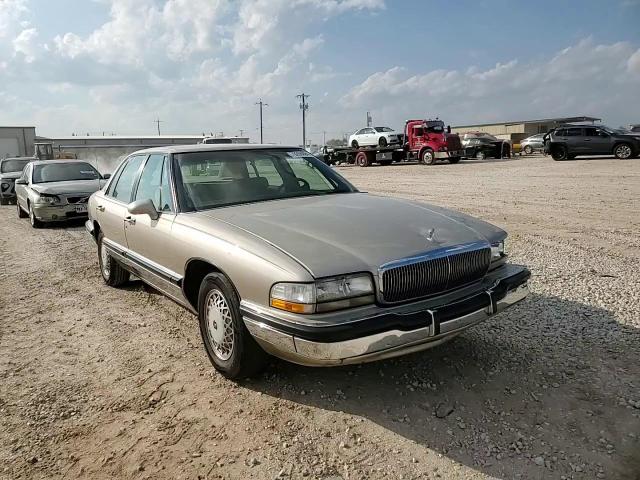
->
[13, 27, 38, 62]
[0, 0, 27, 38]
[341, 39, 640, 128]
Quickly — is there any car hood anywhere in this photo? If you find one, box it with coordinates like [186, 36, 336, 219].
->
[0, 171, 22, 180]
[197, 193, 505, 278]
[31, 179, 106, 195]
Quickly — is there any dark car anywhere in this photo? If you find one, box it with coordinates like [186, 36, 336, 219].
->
[543, 125, 640, 161]
[0, 157, 34, 205]
[461, 134, 510, 160]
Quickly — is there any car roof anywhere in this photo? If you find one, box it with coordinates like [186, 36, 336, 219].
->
[28, 159, 95, 166]
[132, 144, 300, 155]
[1, 156, 35, 161]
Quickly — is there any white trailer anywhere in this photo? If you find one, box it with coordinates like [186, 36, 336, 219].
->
[0, 126, 36, 159]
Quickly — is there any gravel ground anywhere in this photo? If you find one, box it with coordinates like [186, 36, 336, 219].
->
[0, 154, 639, 480]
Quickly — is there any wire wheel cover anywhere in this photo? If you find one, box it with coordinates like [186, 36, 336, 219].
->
[205, 289, 235, 360]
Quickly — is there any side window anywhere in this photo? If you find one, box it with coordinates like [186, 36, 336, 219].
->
[355, 129, 365, 135]
[249, 158, 284, 187]
[287, 158, 333, 190]
[555, 129, 565, 137]
[585, 128, 599, 137]
[110, 155, 146, 203]
[134, 154, 174, 212]
[566, 128, 582, 136]
[365, 128, 375, 134]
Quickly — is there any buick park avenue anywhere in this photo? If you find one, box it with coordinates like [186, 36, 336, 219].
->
[86, 145, 530, 378]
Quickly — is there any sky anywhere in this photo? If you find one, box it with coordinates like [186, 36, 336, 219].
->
[1, 0, 639, 145]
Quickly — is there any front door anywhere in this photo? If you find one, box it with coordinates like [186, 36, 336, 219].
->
[584, 127, 613, 155]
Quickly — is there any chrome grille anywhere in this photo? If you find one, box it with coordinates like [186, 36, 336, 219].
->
[380, 245, 491, 303]
[446, 135, 462, 151]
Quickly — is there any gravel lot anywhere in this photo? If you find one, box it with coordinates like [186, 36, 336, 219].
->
[1, 154, 639, 480]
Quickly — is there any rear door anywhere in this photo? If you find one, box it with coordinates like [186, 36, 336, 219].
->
[96, 154, 146, 248]
[122, 153, 183, 300]
[564, 127, 585, 154]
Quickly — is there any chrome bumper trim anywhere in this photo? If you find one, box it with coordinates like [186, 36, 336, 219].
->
[243, 282, 529, 367]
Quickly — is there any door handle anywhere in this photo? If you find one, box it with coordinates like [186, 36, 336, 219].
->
[124, 216, 136, 225]
[584, 139, 591, 141]
[97, 205, 105, 212]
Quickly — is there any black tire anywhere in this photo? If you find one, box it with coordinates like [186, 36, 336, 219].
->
[421, 149, 436, 165]
[198, 273, 268, 379]
[551, 145, 568, 161]
[351, 139, 359, 149]
[17, 201, 28, 218]
[97, 231, 130, 287]
[523, 145, 533, 155]
[28, 203, 44, 228]
[448, 157, 461, 164]
[355, 151, 370, 167]
[613, 143, 633, 160]
[0, 197, 8, 206]
[378, 137, 388, 147]
[475, 151, 486, 160]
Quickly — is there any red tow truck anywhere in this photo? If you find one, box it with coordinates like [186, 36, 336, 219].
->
[322, 119, 463, 167]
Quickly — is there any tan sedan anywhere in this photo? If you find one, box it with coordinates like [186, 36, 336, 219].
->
[86, 144, 530, 378]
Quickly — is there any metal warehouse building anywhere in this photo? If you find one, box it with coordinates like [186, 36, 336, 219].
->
[451, 116, 601, 143]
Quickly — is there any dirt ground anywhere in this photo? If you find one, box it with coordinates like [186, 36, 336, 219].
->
[1, 154, 639, 480]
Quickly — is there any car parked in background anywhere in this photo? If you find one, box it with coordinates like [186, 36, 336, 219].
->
[86, 144, 530, 379]
[543, 125, 640, 161]
[461, 133, 510, 160]
[348, 126, 401, 148]
[0, 157, 33, 205]
[15, 160, 110, 228]
[520, 134, 545, 154]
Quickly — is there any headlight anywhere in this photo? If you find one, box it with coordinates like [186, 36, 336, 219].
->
[270, 273, 375, 314]
[35, 193, 61, 205]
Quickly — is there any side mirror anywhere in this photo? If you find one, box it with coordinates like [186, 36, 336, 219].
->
[127, 198, 159, 220]
[15, 179, 27, 185]
[103, 173, 111, 179]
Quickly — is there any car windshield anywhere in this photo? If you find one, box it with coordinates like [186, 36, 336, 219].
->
[32, 162, 100, 183]
[374, 127, 394, 132]
[174, 149, 356, 211]
[1, 159, 30, 173]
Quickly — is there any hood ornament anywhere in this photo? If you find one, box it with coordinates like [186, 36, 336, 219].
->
[424, 228, 436, 242]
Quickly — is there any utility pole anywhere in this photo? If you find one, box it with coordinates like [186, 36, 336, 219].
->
[154, 117, 164, 136]
[296, 93, 310, 148]
[255, 99, 268, 143]
[323, 130, 327, 146]
[239, 129, 245, 137]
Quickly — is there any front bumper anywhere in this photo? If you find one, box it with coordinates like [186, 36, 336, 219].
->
[434, 150, 462, 159]
[31, 203, 89, 222]
[243, 265, 530, 366]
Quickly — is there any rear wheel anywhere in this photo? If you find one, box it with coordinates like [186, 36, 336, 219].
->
[351, 139, 359, 149]
[421, 149, 436, 165]
[355, 151, 370, 167]
[523, 145, 533, 155]
[198, 273, 268, 379]
[98, 231, 130, 286]
[28, 203, 43, 228]
[475, 150, 486, 160]
[378, 137, 388, 147]
[613, 143, 633, 159]
[17, 201, 27, 218]
[551, 145, 568, 161]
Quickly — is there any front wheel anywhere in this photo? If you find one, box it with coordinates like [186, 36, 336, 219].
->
[17, 201, 28, 218]
[475, 151, 486, 160]
[614, 143, 633, 159]
[28, 203, 44, 228]
[198, 273, 268, 379]
[98, 231, 130, 286]
[523, 145, 533, 155]
[355, 151, 370, 167]
[421, 149, 436, 165]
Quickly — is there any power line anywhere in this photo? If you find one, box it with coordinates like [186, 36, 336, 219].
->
[255, 99, 268, 143]
[296, 93, 310, 148]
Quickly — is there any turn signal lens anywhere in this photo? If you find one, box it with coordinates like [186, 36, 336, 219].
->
[269, 298, 314, 314]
